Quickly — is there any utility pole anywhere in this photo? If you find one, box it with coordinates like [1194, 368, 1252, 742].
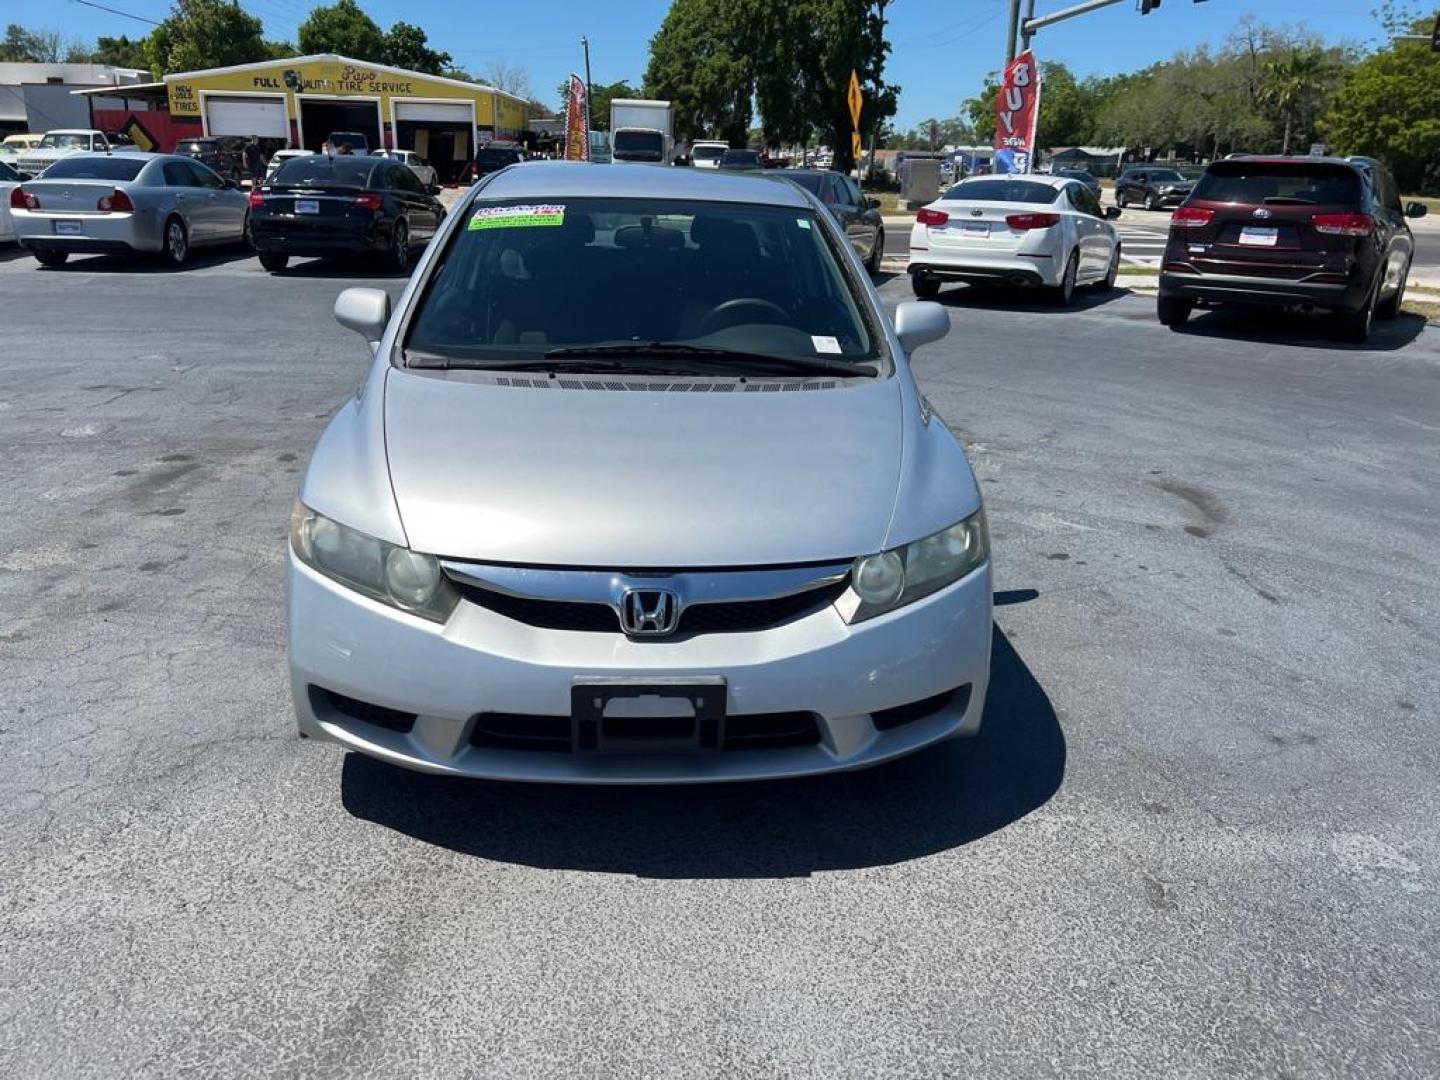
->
[1005, 0, 1022, 64]
[867, 0, 888, 181]
[580, 35, 593, 127]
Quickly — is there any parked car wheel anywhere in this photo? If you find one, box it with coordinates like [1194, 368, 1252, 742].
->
[911, 272, 940, 300]
[33, 249, 69, 268]
[258, 251, 289, 273]
[1049, 251, 1079, 306]
[1096, 245, 1120, 291]
[1116, 190, 1128, 209]
[866, 228, 884, 274]
[386, 219, 410, 273]
[1374, 260, 1408, 320]
[162, 217, 189, 268]
[1145, 192, 1161, 211]
[1157, 295, 1193, 328]
[240, 212, 254, 251]
[1336, 276, 1378, 344]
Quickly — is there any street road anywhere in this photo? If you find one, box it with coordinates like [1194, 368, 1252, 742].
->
[884, 209, 1440, 274]
[2, 247, 1438, 1077]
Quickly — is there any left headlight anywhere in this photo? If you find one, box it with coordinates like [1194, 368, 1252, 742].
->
[289, 501, 459, 623]
[842, 508, 989, 624]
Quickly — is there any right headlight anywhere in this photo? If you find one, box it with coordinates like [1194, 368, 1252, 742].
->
[289, 501, 459, 623]
[841, 508, 988, 624]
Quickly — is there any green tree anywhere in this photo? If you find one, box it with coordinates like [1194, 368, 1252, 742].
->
[382, 21, 451, 74]
[147, 1, 267, 74]
[554, 78, 640, 132]
[1261, 48, 1334, 154]
[297, 0, 385, 62]
[88, 34, 151, 68]
[1322, 22, 1440, 192]
[1, 24, 63, 62]
[644, 0, 755, 145]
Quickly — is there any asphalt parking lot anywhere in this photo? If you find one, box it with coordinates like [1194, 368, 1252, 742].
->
[2, 246, 1438, 1077]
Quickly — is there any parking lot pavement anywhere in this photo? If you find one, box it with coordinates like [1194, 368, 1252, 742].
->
[2, 258, 1438, 1077]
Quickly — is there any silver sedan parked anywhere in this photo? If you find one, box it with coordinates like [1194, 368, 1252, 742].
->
[289, 162, 991, 783]
[9, 152, 251, 268]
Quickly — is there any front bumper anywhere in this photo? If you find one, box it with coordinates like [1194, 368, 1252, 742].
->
[288, 555, 993, 783]
[1159, 268, 1370, 312]
[14, 209, 163, 254]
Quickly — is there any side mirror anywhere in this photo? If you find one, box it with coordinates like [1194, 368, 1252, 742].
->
[334, 287, 392, 344]
[1105, 206, 1122, 220]
[1404, 201, 1428, 219]
[893, 300, 950, 354]
[866, 197, 882, 210]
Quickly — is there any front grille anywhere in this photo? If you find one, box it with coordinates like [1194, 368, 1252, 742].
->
[872, 685, 971, 731]
[466, 710, 821, 753]
[311, 686, 416, 733]
[453, 579, 847, 636]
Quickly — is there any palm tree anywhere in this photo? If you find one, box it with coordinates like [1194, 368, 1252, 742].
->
[1261, 49, 1331, 155]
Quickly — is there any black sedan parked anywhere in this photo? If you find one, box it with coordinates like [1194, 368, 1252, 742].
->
[248, 154, 444, 273]
[778, 169, 886, 274]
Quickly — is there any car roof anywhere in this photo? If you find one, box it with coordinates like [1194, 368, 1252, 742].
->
[478, 160, 811, 207]
[1211, 154, 1365, 170]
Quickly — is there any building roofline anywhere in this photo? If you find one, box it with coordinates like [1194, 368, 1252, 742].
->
[162, 54, 527, 104]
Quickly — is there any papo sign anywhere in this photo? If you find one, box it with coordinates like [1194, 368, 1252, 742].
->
[993, 50, 1042, 174]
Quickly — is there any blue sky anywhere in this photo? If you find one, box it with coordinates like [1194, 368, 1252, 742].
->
[14, 0, 1389, 129]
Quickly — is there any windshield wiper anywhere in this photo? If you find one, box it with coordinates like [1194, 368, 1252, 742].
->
[1263, 196, 1315, 205]
[404, 349, 702, 376]
[543, 342, 877, 378]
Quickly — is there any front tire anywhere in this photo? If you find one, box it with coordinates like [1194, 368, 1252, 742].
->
[1116, 190, 1128, 209]
[33, 249, 68, 268]
[1157, 295, 1193, 328]
[1145, 193, 1160, 211]
[866, 228, 884, 274]
[258, 250, 289, 273]
[911, 272, 940, 299]
[385, 219, 410, 273]
[1049, 251, 1079, 306]
[162, 216, 189, 267]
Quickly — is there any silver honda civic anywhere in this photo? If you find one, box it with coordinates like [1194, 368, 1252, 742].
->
[289, 161, 992, 783]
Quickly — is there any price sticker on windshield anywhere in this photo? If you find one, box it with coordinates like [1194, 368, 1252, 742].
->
[469, 204, 566, 230]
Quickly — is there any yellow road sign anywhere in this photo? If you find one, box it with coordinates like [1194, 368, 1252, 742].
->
[852, 131, 863, 161]
[847, 70, 863, 130]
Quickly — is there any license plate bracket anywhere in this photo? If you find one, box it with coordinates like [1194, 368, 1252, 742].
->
[571, 676, 726, 753]
[295, 199, 320, 215]
[53, 220, 83, 236]
[961, 222, 989, 237]
[1238, 225, 1278, 247]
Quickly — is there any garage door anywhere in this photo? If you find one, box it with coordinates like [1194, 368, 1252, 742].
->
[205, 96, 288, 139]
[393, 100, 473, 124]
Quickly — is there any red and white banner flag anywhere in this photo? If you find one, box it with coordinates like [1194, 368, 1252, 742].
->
[564, 73, 590, 162]
[993, 50, 1042, 174]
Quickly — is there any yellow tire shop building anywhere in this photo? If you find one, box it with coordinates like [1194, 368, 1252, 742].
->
[161, 54, 528, 183]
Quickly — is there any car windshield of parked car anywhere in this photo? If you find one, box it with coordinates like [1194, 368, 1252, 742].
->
[720, 150, 760, 166]
[0, 160, 20, 181]
[477, 147, 519, 166]
[41, 156, 146, 181]
[1148, 170, 1186, 182]
[614, 131, 665, 161]
[944, 179, 1058, 204]
[38, 133, 92, 150]
[269, 156, 378, 187]
[1191, 162, 1361, 205]
[405, 198, 879, 370]
[692, 144, 725, 163]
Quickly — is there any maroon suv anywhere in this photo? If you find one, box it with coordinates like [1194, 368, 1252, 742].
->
[1157, 156, 1428, 343]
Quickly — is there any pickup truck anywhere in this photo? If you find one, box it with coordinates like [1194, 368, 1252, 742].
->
[14, 129, 130, 177]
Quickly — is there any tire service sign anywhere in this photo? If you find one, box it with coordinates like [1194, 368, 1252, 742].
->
[993, 50, 1042, 174]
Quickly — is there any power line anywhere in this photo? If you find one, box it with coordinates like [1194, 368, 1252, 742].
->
[69, 0, 162, 26]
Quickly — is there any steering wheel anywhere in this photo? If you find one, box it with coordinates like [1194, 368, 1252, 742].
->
[698, 298, 791, 336]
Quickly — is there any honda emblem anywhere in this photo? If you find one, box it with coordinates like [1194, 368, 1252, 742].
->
[620, 589, 680, 636]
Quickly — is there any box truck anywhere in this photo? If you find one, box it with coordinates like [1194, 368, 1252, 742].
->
[610, 99, 673, 164]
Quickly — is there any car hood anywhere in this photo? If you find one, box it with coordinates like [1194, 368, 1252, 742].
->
[383, 369, 904, 567]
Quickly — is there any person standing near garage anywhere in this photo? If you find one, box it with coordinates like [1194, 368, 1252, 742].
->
[243, 136, 265, 188]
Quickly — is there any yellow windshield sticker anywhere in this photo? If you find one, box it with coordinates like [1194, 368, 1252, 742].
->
[469, 204, 566, 230]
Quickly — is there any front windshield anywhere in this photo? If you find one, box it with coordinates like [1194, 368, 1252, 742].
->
[405, 197, 878, 369]
[722, 151, 760, 166]
[613, 131, 664, 161]
[0, 160, 20, 181]
[1150, 170, 1185, 182]
[692, 145, 725, 162]
[38, 133, 90, 150]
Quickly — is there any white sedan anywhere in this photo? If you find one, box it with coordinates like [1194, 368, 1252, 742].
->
[908, 174, 1123, 305]
[371, 149, 438, 190]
